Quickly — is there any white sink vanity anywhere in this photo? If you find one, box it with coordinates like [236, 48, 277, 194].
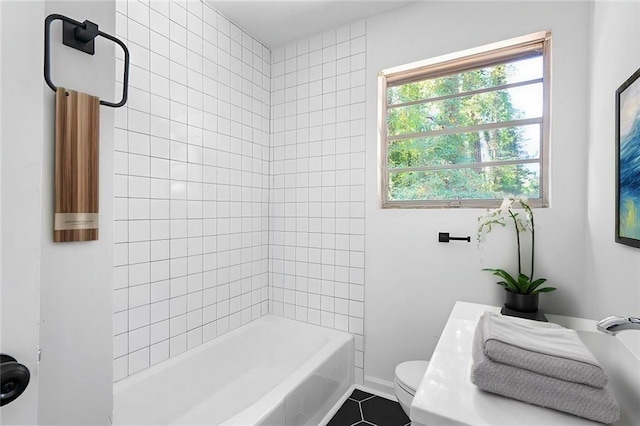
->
[410, 302, 640, 426]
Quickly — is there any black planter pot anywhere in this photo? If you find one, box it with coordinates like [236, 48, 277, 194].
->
[504, 291, 539, 313]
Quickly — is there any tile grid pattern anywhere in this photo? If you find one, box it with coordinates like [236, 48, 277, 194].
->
[112, 0, 271, 380]
[269, 23, 367, 384]
[328, 389, 410, 426]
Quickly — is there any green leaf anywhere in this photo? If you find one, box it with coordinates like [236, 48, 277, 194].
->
[516, 273, 531, 293]
[532, 286, 557, 294]
[525, 277, 547, 294]
[482, 268, 519, 293]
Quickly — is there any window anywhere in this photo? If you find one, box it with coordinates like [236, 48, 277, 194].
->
[379, 31, 551, 208]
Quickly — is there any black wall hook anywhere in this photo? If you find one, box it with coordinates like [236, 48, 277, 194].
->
[44, 14, 129, 108]
[438, 232, 470, 243]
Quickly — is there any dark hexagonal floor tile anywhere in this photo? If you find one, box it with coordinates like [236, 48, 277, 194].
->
[327, 398, 362, 426]
[349, 388, 375, 402]
[361, 396, 410, 426]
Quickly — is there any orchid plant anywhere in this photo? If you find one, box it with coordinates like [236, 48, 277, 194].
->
[477, 197, 556, 295]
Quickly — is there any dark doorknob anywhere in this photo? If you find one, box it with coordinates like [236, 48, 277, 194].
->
[0, 354, 30, 406]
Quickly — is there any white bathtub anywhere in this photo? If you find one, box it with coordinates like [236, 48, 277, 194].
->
[113, 315, 354, 425]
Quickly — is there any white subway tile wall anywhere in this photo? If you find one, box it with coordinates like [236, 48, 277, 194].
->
[113, 0, 271, 380]
[269, 22, 367, 384]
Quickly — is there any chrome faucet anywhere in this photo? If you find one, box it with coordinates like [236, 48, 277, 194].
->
[597, 316, 640, 335]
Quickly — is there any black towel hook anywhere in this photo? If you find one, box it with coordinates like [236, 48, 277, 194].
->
[438, 232, 471, 243]
[44, 14, 129, 108]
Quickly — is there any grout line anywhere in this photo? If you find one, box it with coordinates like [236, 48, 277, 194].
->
[146, 0, 153, 371]
[359, 395, 375, 403]
[357, 399, 365, 423]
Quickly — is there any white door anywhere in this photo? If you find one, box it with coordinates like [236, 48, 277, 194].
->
[0, 1, 45, 423]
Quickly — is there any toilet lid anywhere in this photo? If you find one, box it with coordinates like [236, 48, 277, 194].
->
[395, 360, 429, 394]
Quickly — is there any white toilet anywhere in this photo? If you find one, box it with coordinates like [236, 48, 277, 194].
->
[394, 360, 430, 417]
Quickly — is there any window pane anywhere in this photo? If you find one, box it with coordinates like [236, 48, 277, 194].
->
[388, 163, 540, 201]
[387, 54, 543, 105]
[387, 83, 542, 137]
[380, 32, 550, 207]
[388, 124, 541, 168]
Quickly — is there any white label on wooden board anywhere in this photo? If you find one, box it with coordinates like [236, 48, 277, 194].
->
[54, 213, 99, 230]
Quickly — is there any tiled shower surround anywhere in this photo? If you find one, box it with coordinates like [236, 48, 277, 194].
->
[112, 0, 271, 380]
[269, 24, 367, 383]
[113, 0, 366, 384]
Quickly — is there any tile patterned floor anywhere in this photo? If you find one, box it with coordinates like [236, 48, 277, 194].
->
[328, 389, 410, 426]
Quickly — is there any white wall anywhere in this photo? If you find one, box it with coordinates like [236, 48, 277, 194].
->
[112, 0, 271, 380]
[37, 1, 115, 423]
[364, 1, 591, 389]
[585, 1, 640, 321]
[1, 0, 115, 424]
[269, 22, 367, 384]
[0, 1, 45, 423]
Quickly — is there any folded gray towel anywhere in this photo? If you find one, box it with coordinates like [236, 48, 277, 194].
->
[481, 312, 608, 388]
[471, 321, 620, 424]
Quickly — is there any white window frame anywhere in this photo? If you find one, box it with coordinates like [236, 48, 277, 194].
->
[378, 31, 552, 209]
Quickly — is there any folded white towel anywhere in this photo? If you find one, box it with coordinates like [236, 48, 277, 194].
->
[481, 312, 608, 388]
[483, 313, 599, 365]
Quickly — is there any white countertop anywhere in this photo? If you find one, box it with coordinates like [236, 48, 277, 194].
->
[409, 301, 636, 426]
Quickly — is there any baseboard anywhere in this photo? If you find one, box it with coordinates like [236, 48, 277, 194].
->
[363, 375, 396, 400]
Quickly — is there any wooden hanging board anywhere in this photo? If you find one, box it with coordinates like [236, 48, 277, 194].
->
[54, 87, 100, 242]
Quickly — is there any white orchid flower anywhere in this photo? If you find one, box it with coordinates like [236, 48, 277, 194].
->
[499, 197, 513, 214]
[477, 196, 544, 289]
